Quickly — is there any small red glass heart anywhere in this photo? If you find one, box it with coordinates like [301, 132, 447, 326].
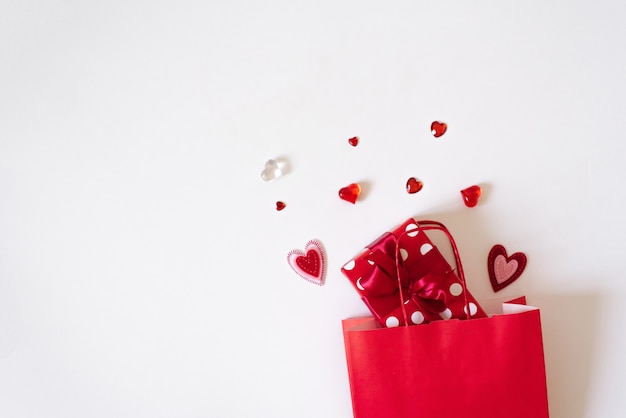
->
[431, 121, 447, 137]
[339, 183, 361, 204]
[348, 136, 359, 146]
[461, 185, 482, 207]
[406, 177, 423, 194]
[276, 201, 286, 211]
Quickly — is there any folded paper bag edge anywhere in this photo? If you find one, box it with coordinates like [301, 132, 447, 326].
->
[342, 297, 535, 332]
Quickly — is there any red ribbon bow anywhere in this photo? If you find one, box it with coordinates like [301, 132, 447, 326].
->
[357, 232, 450, 317]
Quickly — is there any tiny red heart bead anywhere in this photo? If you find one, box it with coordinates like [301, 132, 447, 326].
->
[276, 201, 286, 211]
[461, 185, 482, 207]
[339, 183, 361, 204]
[406, 177, 423, 194]
[348, 136, 359, 146]
[431, 121, 447, 137]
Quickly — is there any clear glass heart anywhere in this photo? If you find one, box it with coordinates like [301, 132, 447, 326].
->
[261, 159, 285, 182]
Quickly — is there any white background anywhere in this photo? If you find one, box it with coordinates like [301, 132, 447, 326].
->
[1, 1, 625, 417]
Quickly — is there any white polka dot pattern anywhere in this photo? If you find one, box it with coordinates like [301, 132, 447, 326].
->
[420, 243, 433, 255]
[464, 303, 478, 316]
[405, 223, 419, 237]
[400, 248, 408, 261]
[449, 282, 463, 296]
[411, 311, 425, 324]
[386, 316, 400, 327]
[343, 260, 355, 270]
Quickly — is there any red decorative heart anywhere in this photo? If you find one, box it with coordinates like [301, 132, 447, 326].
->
[348, 136, 359, 146]
[339, 183, 361, 204]
[460, 185, 482, 207]
[287, 240, 326, 285]
[275, 201, 286, 211]
[430, 121, 447, 137]
[488, 244, 527, 292]
[406, 177, 423, 194]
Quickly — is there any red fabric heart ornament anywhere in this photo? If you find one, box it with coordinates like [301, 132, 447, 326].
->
[488, 244, 527, 292]
[287, 239, 326, 285]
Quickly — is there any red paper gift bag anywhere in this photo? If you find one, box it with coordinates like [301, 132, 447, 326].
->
[342, 300, 549, 418]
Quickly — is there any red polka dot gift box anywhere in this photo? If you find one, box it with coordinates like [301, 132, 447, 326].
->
[341, 218, 486, 327]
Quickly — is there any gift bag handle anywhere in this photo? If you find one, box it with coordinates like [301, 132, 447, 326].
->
[395, 220, 471, 325]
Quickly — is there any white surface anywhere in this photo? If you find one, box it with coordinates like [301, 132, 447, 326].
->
[1, 1, 625, 417]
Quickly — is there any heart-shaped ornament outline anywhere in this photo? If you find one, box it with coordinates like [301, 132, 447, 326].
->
[287, 239, 327, 286]
[488, 244, 527, 292]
